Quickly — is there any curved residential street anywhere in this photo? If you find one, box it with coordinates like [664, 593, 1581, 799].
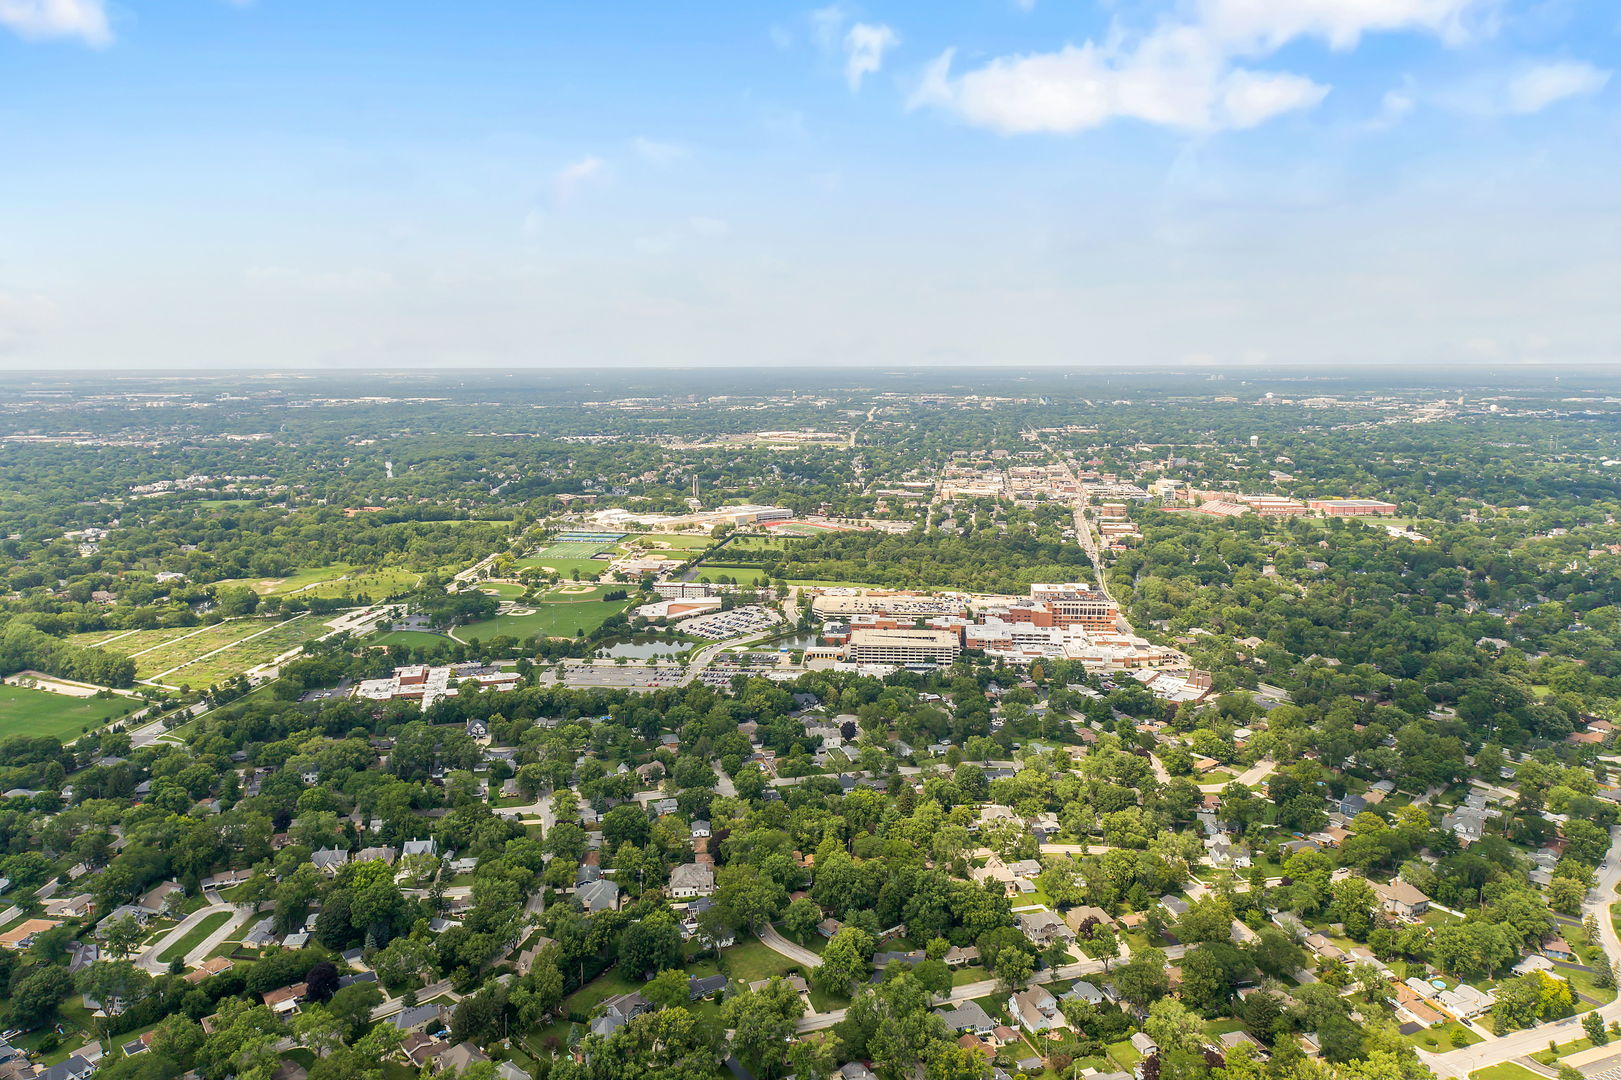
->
[136, 902, 260, 974]
[757, 925, 824, 968]
[1418, 825, 1621, 1079]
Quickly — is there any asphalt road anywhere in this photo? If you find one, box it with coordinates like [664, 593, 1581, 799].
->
[1418, 825, 1621, 1079]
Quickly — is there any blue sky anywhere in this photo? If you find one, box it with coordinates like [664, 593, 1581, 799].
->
[0, 0, 1616, 369]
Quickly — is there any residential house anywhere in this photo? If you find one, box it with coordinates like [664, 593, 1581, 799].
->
[667, 862, 716, 900]
[261, 983, 307, 1016]
[1062, 981, 1107, 1005]
[1436, 984, 1495, 1020]
[137, 881, 184, 915]
[436, 1043, 489, 1074]
[1008, 986, 1064, 1033]
[577, 879, 620, 913]
[1063, 906, 1116, 934]
[41, 1056, 95, 1080]
[689, 975, 727, 1001]
[1368, 878, 1430, 920]
[936, 1001, 997, 1038]
[311, 847, 350, 875]
[591, 993, 651, 1038]
[873, 949, 927, 970]
[390, 1004, 446, 1034]
[1016, 910, 1076, 948]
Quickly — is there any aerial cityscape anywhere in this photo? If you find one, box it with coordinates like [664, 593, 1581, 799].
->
[0, 369, 1616, 1080]
[3, 3, 1620, 1080]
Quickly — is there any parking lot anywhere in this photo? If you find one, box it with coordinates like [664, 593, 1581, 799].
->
[540, 661, 684, 691]
[679, 605, 782, 640]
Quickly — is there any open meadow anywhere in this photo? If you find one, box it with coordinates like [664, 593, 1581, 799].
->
[0, 683, 140, 740]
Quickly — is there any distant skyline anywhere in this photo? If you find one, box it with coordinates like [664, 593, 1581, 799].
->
[1, 1, 1616, 370]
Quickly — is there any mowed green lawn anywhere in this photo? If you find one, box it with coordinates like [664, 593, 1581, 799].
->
[158, 910, 232, 963]
[0, 684, 139, 740]
[458, 597, 635, 642]
[514, 556, 611, 581]
[1470, 1065, 1545, 1080]
[694, 565, 771, 585]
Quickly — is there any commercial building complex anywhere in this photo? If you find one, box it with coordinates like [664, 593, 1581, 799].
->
[847, 628, 963, 666]
[1308, 499, 1399, 516]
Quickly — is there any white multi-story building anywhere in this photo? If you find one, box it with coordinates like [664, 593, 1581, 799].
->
[847, 628, 962, 666]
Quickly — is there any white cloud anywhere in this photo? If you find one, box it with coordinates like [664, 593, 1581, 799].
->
[1504, 59, 1610, 113]
[912, 0, 1492, 135]
[844, 22, 898, 91]
[0, 0, 111, 46]
[1195, 0, 1496, 52]
[630, 137, 688, 166]
[911, 32, 1325, 134]
[1219, 69, 1331, 128]
[554, 156, 605, 204]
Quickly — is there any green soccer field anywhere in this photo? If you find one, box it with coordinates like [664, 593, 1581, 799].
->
[0, 684, 141, 741]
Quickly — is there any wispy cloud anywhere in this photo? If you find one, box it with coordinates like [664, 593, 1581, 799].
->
[554, 155, 605, 204]
[1416, 58, 1612, 117]
[844, 22, 899, 91]
[1504, 59, 1610, 114]
[808, 7, 900, 92]
[0, 0, 111, 47]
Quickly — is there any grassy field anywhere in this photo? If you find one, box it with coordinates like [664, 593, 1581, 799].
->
[371, 630, 454, 648]
[635, 533, 716, 550]
[694, 565, 771, 585]
[1471, 1066, 1545, 1080]
[1405, 1022, 1482, 1051]
[514, 556, 611, 581]
[65, 625, 201, 654]
[1532, 1036, 1596, 1065]
[75, 617, 319, 687]
[166, 617, 319, 687]
[479, 581, 529, 599]
[536, 541, 614, 559]
[127, 621, 274, 679]
[212, 563, 431, 599]
[458, 596, 634, 642]
[0, 684, 139, 740]
[158, 910, 232, 964]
